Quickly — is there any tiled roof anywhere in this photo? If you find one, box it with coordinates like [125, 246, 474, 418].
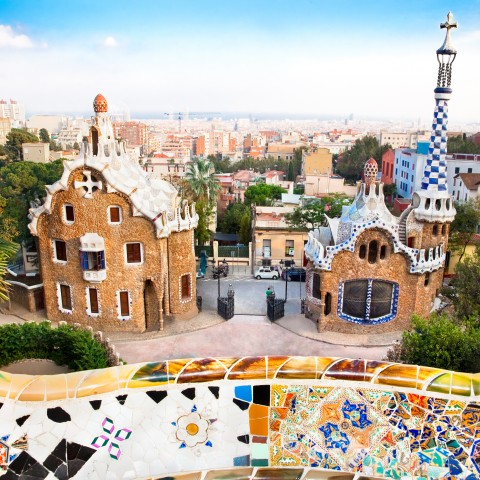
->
[458, 173, 480, 190]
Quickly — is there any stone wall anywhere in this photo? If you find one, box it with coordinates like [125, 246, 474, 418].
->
[36, 167, 196, 332]
[0, 356, 477, 479]
[7, 282, 44, 313]
[306, 229, 443, 334]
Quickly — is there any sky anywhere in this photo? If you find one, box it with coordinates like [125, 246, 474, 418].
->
[1, 0, 479, 122]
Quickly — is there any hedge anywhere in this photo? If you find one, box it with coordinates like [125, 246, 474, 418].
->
[0, 322, 110, 371]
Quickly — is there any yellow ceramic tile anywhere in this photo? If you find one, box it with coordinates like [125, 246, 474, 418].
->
[45, 374, 68, 401]
[76, 368, 119, 398]
[116, 364, 142, 390]
[276, 357, 316, 379]
[324, 358, 366, 382]
[128, 361, 169, 389]
[266, 356, 289, 379]
[416, 366, 443, 390]
[168, 359, 192, 382]
[216, 357, 241, 372]
[65, 371, 90, 399]
[228, 357, 267, 380]
[472, 374, 480, 397]
[8, 374, 39, 400]
[173, 473, 202, 480]
[205, 468, 253, 480]
[451, 373, 473, 397]
[177, 358, 227, 383]
[249, 403, 269, 436]
[426, 372, 451, 395]
[0, 371, 12, 399]
[315, 357, 338, 379]
[364, 360, 391, 382]
[17, 376, 46, 401]
[375, 364, 418, 389]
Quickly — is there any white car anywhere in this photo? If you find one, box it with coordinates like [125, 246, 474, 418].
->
[254, 266, 279, 280]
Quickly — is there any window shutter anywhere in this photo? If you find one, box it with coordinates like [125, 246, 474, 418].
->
[110, 207, 120, 223]
[98, 250, 106, 269]
[80, 251, 89, 270]
[56, 240, 67, 261]
[60, 285, 72, 310]
[89, 288, 99, 313]
[65, 205, 75, 222]
[127, 243, 141, 263]
[181, 275, 190, 299]
[120, 291, 130, 316]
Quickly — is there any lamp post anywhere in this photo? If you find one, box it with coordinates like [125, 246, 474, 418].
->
[280, 259, 295, 302]
[211, 259, 221, 298]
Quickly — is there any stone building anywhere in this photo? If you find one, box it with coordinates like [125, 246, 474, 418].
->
[304, 15, 458, 334]
[29, 94, 198, 332]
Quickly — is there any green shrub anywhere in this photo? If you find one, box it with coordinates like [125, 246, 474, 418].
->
[0, 322, 110, 371]
[386, 313, 480, 373]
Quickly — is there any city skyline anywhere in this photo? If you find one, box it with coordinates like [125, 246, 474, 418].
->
[1, 0, 479, 122]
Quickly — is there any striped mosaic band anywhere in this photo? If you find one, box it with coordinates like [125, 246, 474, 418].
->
[0, 356, 478, 401]
[421, 99, 449, 191]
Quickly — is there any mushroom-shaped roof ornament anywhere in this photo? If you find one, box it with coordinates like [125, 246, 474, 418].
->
[93, 94, 108, 113]
[364, 157, 378, 186]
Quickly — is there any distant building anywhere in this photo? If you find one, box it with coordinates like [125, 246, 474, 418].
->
[0, 99, 25, 125]
[113, 121, 147, 148]
[27, 115, 66, 134]
[453, 173, 480, 203]
[302, 148, 332, 176]
[381, 148, 395, 184]
[266, 143, 298, 161]
[447, 153, 480, 198]
[469, 132, 480, 145]
[22, 142, 50, 163]
[0, 117, 11, 145]
[57, 127, 87, 149]
[303, 174, 356, 197]
[196, 131, 235, 157]
[379, 130, 429, 149]
[393, 142, 429, 199]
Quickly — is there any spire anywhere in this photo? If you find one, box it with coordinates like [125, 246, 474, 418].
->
[93, 93, 108, 113]
[413, 13, 456, 222]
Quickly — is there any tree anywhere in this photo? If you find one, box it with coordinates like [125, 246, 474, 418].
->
[39, 128, 50, 144]
[447, 134, 480, 155]
[287, 162, 295, 181]
[4, 128, 39, 161]
[239, 211, 251, 244]
[385, 313, 480, 373]
[449, 198, 480, 263]
[336, 136, 390, 182]
[218, 203, 250, 233]
[243, 183, 287, 206]
[0, 159, 64, 242]
[285, 193, 352, 230]
[184, 158, 221, 243]
[0, 238, 19, 301]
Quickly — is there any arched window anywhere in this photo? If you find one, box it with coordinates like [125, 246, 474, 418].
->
[91, 127, 99, 156]
[441, 224, 447, 235]
[368, 240, 378, 264]
[435, 199, 442, 211]
[424, 272, 430, 286]
[380, 245, 387, 259]
[313, 274, 321, 300]
[425, 198, 431, 210]
[433, 225, 438, 236]
[359, 244, 366, 259]
[324, 292, 331, 316]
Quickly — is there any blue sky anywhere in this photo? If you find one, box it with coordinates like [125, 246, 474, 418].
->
[1, 0, 479, 122]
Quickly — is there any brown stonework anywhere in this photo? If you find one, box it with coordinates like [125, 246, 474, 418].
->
[35, 167, 197, 333]
[306, 228, 445, 334]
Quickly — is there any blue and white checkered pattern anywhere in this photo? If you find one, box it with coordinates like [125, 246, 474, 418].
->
[421, 99, 449, 191]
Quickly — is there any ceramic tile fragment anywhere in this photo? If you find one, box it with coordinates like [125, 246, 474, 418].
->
[229, 357, 267, 380]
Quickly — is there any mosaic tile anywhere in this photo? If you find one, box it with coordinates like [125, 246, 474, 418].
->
[229, 357, 267, 380]
[275, 356, 317, 379]
[176, 358, 227, 383]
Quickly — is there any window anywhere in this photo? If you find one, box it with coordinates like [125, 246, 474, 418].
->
[339, 279, 398, 324]
[54, 240, 67, 262]
[80, 251, 105, 270]
[441, 225, 447, 235]
[312, 274, 321, 300]
[263, 239, 271, 258]
[468, 168, 473, 173]
[380, 245, 387, 260]
[454, 167, 460, 174]
[60, 284, 72, 311]
[285, 239, 294, 257]
[433, 225, 438, 236]
[88, 288, 99, 314]
[359, 244, 366, 259]
[64, 204, 75, 223]
[119, 291, 130, 317]
[126, 243, 143, 263]
[181, 274, 191, 300]
[109, 206, 122, 223]
[424, 272, 430, 286]
[324, 292, 331, 315]
[445, 251, 451, 269]
[368, 240, 378, 264]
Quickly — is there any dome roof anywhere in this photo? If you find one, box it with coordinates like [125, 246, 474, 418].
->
[93, 94, 108, 113]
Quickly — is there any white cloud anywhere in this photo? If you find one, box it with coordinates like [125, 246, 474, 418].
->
[0, 25, 35, 48]
[103, 36, 119, 47]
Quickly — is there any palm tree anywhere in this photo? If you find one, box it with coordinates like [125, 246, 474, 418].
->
[0, 239, 19, 301]
[185, 159, 221, 244]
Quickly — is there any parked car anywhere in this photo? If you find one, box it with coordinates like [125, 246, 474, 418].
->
[281, 267, 306, 281]
[254, 266, 279, 280]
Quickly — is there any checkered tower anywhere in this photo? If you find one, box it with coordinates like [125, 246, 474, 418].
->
[413, 12, 457, 223]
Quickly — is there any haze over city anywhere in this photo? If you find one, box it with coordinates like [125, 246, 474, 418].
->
[1, 0, 479, 123]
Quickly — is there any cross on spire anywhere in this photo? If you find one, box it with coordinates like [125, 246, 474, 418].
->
[440, 12, 457, 32]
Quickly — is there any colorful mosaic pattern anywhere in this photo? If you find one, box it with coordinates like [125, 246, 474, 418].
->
[0, 357, 479, 479]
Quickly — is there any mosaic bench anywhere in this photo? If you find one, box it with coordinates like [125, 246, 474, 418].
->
[0, 356, 478, 479]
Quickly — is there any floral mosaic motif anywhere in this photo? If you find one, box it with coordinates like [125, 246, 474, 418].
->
[91, 417, 132, 460]
[0, 434, 27, 472]
[175, 408, 210, 448]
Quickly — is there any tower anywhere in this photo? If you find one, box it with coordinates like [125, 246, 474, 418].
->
[412, 12, 457, 223]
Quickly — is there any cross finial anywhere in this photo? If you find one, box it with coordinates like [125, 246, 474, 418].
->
[440, 12, 457, 31]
